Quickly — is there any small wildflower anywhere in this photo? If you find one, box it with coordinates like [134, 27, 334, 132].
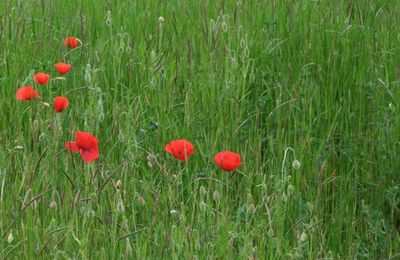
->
[147, 153, 156, 168]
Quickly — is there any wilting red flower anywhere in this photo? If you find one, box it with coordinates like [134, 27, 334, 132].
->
[53, 96, 69, 113]
[55, 63, 72, 75]
[64, 36, 79, 48]
[16, 86, 39, 100]
[65, 132, 99, 162]
[165, 139, 194, 161]
[34, 72, 50, 85]
[214, 151, 242, 171]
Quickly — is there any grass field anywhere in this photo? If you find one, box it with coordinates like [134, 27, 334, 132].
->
[0, 0, 399, 259]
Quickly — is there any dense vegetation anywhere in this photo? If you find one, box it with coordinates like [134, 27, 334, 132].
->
[0, 0, 399, 258]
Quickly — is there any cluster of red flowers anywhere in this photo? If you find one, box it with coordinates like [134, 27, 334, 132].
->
[16, 36, 99, 163]
[16, 37, 242, 171]
[165, 139, 242, 171]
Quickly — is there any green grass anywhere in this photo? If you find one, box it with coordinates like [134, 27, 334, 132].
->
[0, 0, 399, 258]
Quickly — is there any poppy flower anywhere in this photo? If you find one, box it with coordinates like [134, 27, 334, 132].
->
[64, 36, 79, 48]
[16, 86, 39, 100]
[65, 132, 99, 162]
[53, 96, 69, 113]
[55, 63, 72, 75]
[214, 151, 242, 171]
[165, 139, 194, 161]
[34, 72, 50, 85]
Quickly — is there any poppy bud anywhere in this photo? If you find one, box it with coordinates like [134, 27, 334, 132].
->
[64, 36, 79, 48]
[117, 200, 125, 213]
[213, 191, 220, 202]
[170, 209, 178, 215]
[33, 72, 50, 85]
[138, 195, 146, 205]
[300, 231, 308, 242]
[105, 10, 112, 27]
[292, 159, 301, 170]
[268, 228, 275, 237]
[199, 186, 207, 198]
[147, 153, 156, 168]
[7, 231, 14, 244]
[49, 201, 57, 209]
[158, 16, 165, 23]
[55, 63, 72, 75]
[41, 102, 50, 107]
[125, 239, 132, 257]
[85, 209, 96, 218]
[199, 202, 207, 212]
[287, 184, 294, 196]
[115, 180, 122, 190]
[221, 21, 228, 32]
[247, 204, 256, 214]
[53, 96, 69, 113]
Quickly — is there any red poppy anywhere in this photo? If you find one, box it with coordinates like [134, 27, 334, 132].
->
[34, 72, 50, 85]
[165, 139, 194, 161]
[214, 151, 242, 171]
[53, 96, 69, 113]
[64, 36, 79, 48]
[55, 63, 72, 75]
[16, 86, 39, 100]
[65, 132, 99, 162]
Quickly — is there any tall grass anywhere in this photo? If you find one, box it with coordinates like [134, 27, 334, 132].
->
[0, 0, 399, 258]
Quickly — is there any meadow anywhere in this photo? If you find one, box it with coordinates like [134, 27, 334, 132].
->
[0, 0, 399, 259]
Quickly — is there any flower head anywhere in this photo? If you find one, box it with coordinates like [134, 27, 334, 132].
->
[34, 72, 50, 85]
[165, 139, 194, 161]
[214, 151, 241, 171]
[53, 96, 69, 113]
[65, 132, 99, 162]
[64, 36, 79, 48]
[55, 63, 72, 75]
[16, 86, 39, 100]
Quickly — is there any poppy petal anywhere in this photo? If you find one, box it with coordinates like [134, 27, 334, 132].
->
[165, 144, 173, 153]
[65, 142, 79, 153]
[80, 147, 99, 162]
